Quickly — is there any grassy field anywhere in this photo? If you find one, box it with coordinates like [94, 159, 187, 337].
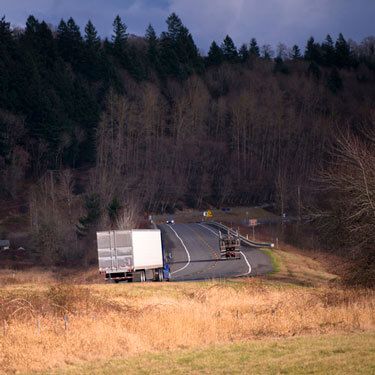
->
[54, 332, 375, 374]
[0, 243, 374, 374]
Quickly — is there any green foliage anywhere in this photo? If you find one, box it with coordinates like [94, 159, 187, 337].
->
[335, 33, 352, 68]
[304, 36, 321, 63]
[84, 20, 100, 51]
[291, 45, 301, 60]
[0, 13, 373, 205]
[57, 17, 83, 66]
[158, 13, 203, 79]
[207, 41, 223, 66]
[107, 197, 122, 224]
[111, 15, 128, 65]
[77, 194, 101, 237]
[249, 38, 260, 57]
[321, 34, 335, 66]
[221, 35, 238, 62]
[145, 24, 160, 72]
[238, 44, 249, 62]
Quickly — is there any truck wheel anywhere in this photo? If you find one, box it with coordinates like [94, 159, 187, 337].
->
[158, 269, 164, 282]
[140, 270, 146, 282]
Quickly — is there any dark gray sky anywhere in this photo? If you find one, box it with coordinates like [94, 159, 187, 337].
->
[2, 0, 374, 52]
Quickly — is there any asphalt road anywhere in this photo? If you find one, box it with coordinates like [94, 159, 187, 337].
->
[159, 223, 273, 281]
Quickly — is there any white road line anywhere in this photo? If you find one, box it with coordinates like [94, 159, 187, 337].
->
[167, 225, 191, 275]
[198, 223, 252, 276]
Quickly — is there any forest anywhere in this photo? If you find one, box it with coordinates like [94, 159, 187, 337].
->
[0, 13, 374, 283]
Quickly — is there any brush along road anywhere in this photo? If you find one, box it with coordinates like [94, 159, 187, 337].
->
[159, 223, 273, 281]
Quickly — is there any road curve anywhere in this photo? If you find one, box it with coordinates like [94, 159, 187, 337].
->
[159, 223, 273, 281]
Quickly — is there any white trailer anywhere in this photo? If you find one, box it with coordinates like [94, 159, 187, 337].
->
[96, 229, 168, 282]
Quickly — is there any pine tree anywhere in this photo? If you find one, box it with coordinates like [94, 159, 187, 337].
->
[159, 13, 203, 78]
[249, 38, 260, 57]
[321, 34, 335, 66]
[25, 15, 39, 35]
[0, 15, 12, 45]
[207, 41, 223, 66]
[145, 24, 160, 71]
[66, 17, 82, 44]
[291, 45, 301, 60]
[83, 20, 102, 80]
[304, 37, 321, 64]
[221, 35, 238, 62]
[57, 18, 83, 65]
[239, 43, 249, 62]
[166, 13, 183, 41]
[112, 15, 128, 57]
[84, 20, 100, 50]
[206, 41, 223, 66]
[335, 33, 351, 68]
[159, 32, 181, 77]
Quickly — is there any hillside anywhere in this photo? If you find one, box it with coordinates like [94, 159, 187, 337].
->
[0, 13, 375, 284]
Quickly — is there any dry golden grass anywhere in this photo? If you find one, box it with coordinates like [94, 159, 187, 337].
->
[0, 246, 373, 374]
[0, 279, 374, 374]
[263, 247, 339, 286]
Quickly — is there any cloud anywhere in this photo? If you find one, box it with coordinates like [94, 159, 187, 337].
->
[1, 0, 374, 50]
[168, 0, 375, 50]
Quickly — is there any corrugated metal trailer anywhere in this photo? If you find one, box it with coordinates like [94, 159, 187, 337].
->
[97, 229, 169, 282]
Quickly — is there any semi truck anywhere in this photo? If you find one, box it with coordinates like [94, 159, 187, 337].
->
[219, 229, 241, 259]
[96, 229, 170, 282]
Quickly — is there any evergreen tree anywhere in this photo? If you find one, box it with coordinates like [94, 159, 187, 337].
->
[249, 38, 260, 57]
[159, 13, 203, 78]
[127, 44, 147, 81]
[159, 32, 181, 77]
[25, 15, 39, 35]
[0, 16, 15, 114]
[221, 35, 238, 62]
[145, 24, 160, 72]
[166, 13, 183, 41]
[66, 17, 82, 44]
[291, 45, 301, 60]
[84, 20, 100, 51]
[238, 43, 249, 62]
[321, 34, 335, 66]
[207, 41, 223, 66]
[57, 17, 83, 65]
[304, 36, 321, 64]
[335, 33, 351, 68]
[112, 15, 128, 59]
[83, 20, 102, 80]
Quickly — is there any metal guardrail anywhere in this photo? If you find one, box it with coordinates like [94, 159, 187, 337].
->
[208, 221, 274, 248]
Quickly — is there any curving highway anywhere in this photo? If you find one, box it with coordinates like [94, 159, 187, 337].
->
[159, 223, 273, 281]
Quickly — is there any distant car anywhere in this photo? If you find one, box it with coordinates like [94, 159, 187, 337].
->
[166, 219, 175, 224]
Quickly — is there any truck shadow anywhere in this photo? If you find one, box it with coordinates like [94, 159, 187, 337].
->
[170, 258, 237, 264]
